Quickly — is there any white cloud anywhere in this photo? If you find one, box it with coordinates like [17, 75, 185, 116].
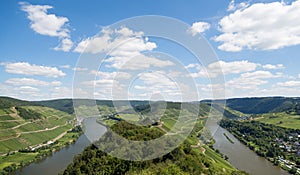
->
[185, 63, 201, 69]
[4, 62, 65, 78]
[60, 65, 71, 69]
[215, 0, 300, 51]
[5, 78, 61, 86]
[130, 71, 181, 100]
[138, 71, 178, 88]
[104, 54, 174, 70]
[188, 22, 211, 36]
[209, 60, 257, 76]
[240, 71, 282, 79]
[262, 64, 285, 70]
[17, 86, 40, 94]
[74, 27, 153, 54]
[74, 27, 173, 70]
[188, 60, 257, 78]
[134, 85, 146, 90]
[20, 2, 69, 37]
[73, 67, 88, 71]
[227, 71, 282, 90]
[51, 81, 62, 86]
[20, 2, 73, 51]
[90, 71, 132, 80]
[54, 38, 74, 52]
[277, 80, 300, 87]
[227, 0, 249, 11]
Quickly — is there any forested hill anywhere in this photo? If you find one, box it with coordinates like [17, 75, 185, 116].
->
[35, 99, 150, 114]
[61, 120, 247, 175]
[202, 97, 300, 114]
[0, 96, 33, 108]
[2, 95, 300, 116]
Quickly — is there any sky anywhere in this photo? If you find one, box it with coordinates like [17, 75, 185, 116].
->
[0, 0, 300, 101]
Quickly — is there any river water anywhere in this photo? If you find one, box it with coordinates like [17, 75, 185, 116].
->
[15, 117, 107, 175]
[210, 124, 289, 175]
[15, 118, 288, 175]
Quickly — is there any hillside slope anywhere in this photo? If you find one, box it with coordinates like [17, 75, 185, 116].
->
[203, 97, 300, 114]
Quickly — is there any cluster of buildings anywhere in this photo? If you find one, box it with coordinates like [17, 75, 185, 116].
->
[275, 132, 300, 173]
[236, 115, 252, 121]
[275, 133, 300, 154]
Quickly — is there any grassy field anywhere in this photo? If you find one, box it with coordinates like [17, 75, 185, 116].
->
[0, 152, 38, 170]
[255, 112, 300, 129]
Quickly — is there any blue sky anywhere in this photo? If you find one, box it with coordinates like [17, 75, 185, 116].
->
[0, 0, 300, 101]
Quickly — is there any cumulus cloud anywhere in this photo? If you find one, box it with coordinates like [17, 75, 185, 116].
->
[4, 62, 65, 78]
[59, 65, 71, 69]
[187, 60, 258, 78]
[90, 70, 132, 80]
[227, 0, 249, 11]
[20, 2, 73, 51]
[5, 78, 61, 86]
[53, 38, 73, 52]
[215, 0, 300, 52]
[104, 54, 174, 70]
[277, 80, 300, 87]
[227, 71, 282, 90]
[74, 27, 173, 70]
[74, 27, 153, 54]
[17, 86, 40, 95]
[131, 71, 181, 100]
[188, 22, 211, 36]
[262, 64, 285, 70]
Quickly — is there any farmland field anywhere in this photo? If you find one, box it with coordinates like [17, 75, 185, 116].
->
[255, 112, 300, 129]
[0, 106, 76, 153]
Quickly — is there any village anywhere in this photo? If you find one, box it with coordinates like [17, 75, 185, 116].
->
[275, 132, 300, 174]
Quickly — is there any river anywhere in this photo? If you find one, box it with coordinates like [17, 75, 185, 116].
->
[15, 118, 288, 175]
[15, 117, 107, 175]
[210, 124, 289, 175]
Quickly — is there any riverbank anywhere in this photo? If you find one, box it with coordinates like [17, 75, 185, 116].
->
[15, 117, 107, 175]
[223, 133, 235, 144]
[219, 120, 297, 174]
[0, 127, 82, 174]
[209, 123, 289, 175]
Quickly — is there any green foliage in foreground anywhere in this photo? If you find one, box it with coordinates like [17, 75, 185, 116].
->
[62, 121, 247, 175]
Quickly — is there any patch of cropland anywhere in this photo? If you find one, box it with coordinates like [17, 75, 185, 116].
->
[0, 97, 81, 174]
[254, 112, 300, 130]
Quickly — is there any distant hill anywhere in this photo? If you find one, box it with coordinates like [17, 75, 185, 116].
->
[36, 99, 150, 114]
[203, 97, 300, 114]
[34, 99, 75, 114]
[2, 96, 300, 116]
[0, 96, 33, 109]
